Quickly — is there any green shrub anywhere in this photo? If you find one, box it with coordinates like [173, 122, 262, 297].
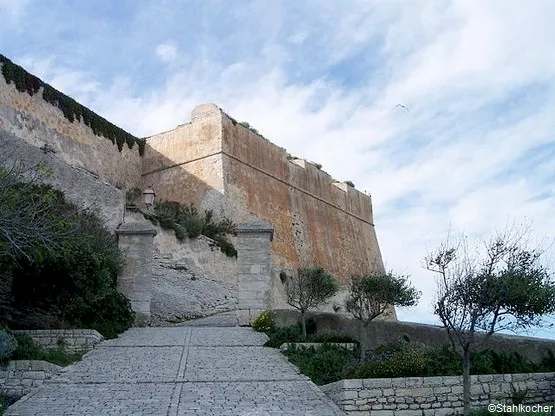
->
[251, 311, 276, 333]
[490, 350, 539, 374]
[541, 349, 555, 371]
[284, 344, 358, 385]
[351, 340, 545, 379]
[4, 183, 134, 339]
[357, 341, 435, 378]
[150, 201, 237, 257]
[265, 325, 303, 348]
[309, 332, 358, 344]
[11, 333, 83, 366]
[0, 330, 17, 362]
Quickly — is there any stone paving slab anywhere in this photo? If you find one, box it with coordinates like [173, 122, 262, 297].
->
[177, 312, 239, 328]
[7, 382, 175, 416]
[102, 328, 189, 347]
[189, 327, 268, 347]
[176, 381, 341, 416]
[53, 346, 184, 383]
[183, 347, 304, 382]
[6, 327, 345, 416]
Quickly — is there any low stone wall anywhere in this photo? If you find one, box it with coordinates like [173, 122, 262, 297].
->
[273, 310, 555, 363]
[320, 373, 555, 415]
[0, 360, 61, 398]
[13, 329, 104, 352]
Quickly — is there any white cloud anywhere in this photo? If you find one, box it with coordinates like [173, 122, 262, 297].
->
[155, 42, 178, 63]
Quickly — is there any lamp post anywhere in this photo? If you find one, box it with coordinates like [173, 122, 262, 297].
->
[142, 186, 155, 210]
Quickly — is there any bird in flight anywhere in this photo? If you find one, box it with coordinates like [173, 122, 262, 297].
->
[395, 104, 409, 111]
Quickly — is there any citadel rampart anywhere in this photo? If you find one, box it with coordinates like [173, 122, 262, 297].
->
[0, 56, 390, 320]
[0, 58, 144, 190]
[144, 104, 386, 287]
[0, 57, 144, 230]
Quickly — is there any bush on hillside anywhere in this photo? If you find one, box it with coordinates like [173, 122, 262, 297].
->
[0, 330, 17, 362]
[252, 311, 276, 332]
[144, 200, 237, 257]
[1, 181, 134, 339]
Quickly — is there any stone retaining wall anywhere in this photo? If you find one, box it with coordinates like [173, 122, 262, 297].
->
[0, 360, 61, 398]
[13, 329, 104, 352]
[320, 373, 555, 415]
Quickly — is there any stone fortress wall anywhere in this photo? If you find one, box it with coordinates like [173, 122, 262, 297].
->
[0, 55, 391, 321]
[144, 104, 391, 315]
[0, 58, 144, 230]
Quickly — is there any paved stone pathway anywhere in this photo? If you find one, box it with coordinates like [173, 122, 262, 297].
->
[6, 326, 345, 415]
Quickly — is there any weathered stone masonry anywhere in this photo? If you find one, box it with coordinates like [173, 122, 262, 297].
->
[0, 58, 390, 321]
[321, 373, 555, 415]
[144, 105, 388, 304]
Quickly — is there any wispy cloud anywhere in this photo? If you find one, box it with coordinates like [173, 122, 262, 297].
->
[1, 0, 554, 337]
[155, 42, 178, 63]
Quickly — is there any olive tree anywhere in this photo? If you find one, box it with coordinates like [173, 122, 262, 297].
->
[346, 271, 420, 361]
[286, 266, 339, 340]
[424, 225, 555, 416]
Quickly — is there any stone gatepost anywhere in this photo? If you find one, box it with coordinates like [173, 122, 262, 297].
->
[235, 220, 274, 326]
[115, 220, 157, 326]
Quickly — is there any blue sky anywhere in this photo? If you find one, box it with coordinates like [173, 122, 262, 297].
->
[1, 0, 555, 338]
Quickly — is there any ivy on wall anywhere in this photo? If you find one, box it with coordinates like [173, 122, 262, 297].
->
[0, 54, 146, 156]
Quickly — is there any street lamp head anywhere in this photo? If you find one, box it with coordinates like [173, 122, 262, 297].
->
[142, 186, 155, 210]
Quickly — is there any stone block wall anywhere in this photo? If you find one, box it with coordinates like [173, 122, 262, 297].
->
[141, 104, 387, 290]
[0, 360, 61, 398]
[320, 373, 555, 415]
[116, 219, 157, 326]
[0, 63, 143, 191]
[147, 213, 275, 324]
[12, 329, 104, 352]
[0, 131, 125, 232]
[221, 111, 384, 286]
[150, 226, 240, 323]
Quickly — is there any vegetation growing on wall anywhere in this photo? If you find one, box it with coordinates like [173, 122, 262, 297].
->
[139, 198, 238, 258]
[0, 173, 135, 339]
[8, 332, 83, 366]
[238, 121, 259, 135]
[0, 54, 146, 156]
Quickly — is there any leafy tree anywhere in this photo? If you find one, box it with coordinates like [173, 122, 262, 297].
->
[424, 225, 555, 416]
[346, 272, 420, 361]
[286, 267, 339, 340]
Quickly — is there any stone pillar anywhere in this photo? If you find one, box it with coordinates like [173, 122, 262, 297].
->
[115, 220, 157, 326]
[235, 220, 274, 325]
